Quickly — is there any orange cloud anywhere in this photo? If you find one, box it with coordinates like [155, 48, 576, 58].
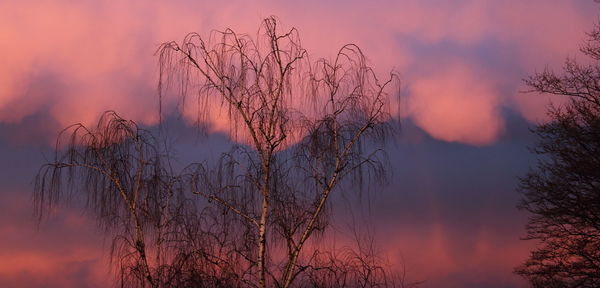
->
[407, 63, 504, 145]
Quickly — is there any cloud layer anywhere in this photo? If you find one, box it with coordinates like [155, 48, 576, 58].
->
[0, 1, 597, 145]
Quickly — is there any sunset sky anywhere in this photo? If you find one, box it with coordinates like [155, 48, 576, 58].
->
[1, 1, 599, 287]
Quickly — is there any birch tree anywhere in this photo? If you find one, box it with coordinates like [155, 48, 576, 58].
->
[158, 17, 399, 287]
[35, 17, 404, 288]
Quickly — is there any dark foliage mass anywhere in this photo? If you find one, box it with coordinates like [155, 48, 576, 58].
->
[516, 24, 600, 288]
[35, 18, 411, 288]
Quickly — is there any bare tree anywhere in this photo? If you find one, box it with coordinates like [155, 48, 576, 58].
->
[515, 23, 600, 288]
[35, 17, 405, 287]
[34, 111, 179, 287]
[158, 16, 400, 288]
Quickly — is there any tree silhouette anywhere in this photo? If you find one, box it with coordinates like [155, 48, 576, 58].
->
[34, 112, 184, 286]
[516, 23, 600, 288]
[35, 17, 407, 287]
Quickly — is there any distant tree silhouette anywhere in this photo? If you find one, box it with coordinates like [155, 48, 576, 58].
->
[35, 17, 410, 287]
[516, 24, 600, 288]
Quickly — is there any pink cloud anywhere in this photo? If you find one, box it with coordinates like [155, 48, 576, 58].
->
[0, 0, 597, 145]
[407, 62, 504, 145]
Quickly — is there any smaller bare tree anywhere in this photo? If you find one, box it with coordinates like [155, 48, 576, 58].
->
[34, 111, 179, 287]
